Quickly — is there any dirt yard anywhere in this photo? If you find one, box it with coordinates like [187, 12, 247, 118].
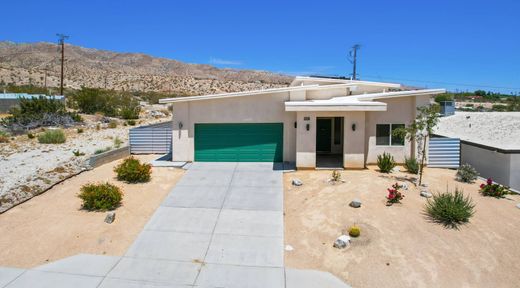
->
[284, 167, 520, 288]
[0, 155, 184, 268]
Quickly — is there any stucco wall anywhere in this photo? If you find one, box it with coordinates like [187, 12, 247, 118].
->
[461, 143, 519, 191]
[365, 97, 416, 164]
[171, 92, 297, 162]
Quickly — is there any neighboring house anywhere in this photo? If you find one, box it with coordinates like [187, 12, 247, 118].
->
[0, 93, 65, 113]
[435, 112, 520, 191]
[160, 76, 445, 169]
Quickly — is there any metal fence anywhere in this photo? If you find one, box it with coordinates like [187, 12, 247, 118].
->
[428, 137, 460, 168]
[129, 122, 172, 154]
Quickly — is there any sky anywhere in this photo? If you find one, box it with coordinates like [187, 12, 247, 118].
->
[1, 0, 519, 94]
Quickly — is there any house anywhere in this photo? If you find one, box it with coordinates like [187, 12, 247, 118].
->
[160, 77, 445, 169]
[435, 112, 520, 191]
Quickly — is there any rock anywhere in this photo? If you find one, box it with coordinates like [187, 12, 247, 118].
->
[349, 199, 362, 208]
[285, 245, 294, 251]
[516, 203, 520, 209]
[105, 212, 116, 224]
[333, 235, 351, 249]
[401, 183, 409, 190]
[392, 167, 400, 172]
[292, 178, 303, 186]
[420, 183, 428, 188]
[420, 191, 432, 198]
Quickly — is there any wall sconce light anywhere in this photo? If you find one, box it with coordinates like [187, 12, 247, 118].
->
[306, 123, 310, 131]
[178, 122, 183, 129]
[294, 122, 297, 128]
[351, 123, 356, 131]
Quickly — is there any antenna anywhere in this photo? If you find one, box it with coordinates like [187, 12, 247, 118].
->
[56, 33, 69, 96]
[348, 44, 361, 80]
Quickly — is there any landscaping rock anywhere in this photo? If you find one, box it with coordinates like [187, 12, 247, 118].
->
[333, 235, 351, 249]
[292, 178, 303, 186]
[105, 212, 116, 224]
[420, 191, 432, 198]
[285, 245, 294, 251]
[349, 199, 362, 208]
[516, 203, 520, 209]
[401, 183, 409, 190]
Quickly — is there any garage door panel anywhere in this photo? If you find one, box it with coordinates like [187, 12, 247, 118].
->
[195, 123, 283, 162]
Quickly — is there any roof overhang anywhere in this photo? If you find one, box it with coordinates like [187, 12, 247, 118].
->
[285, 100, 387, 112]
[355, 88, 446, 101]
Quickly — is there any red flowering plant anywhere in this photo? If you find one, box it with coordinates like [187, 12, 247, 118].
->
[479, 178, 510, 198]
[386, 183, 404, 205]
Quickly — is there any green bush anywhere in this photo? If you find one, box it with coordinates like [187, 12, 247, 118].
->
[27, 132, 35, 139]
[425, 188, 475, 228]
[72, 149, 85, 156]
[94, 147, 112, 154]
[71, 87, 140, 119]
[114, 157, 152, 183]
[377, 152, 396, 173]
[38, 129, 66, 144]
[108, 120, 118, 129]
[0, 130, 10, 143]
[126, 120, 136, 126]
[479, 178, 510, 197]
[78, 182, 123, 211]
[404, 157, 419, 174]
[77, 128, 84, 134]
[456, 164, 479, 183]
[114, 137, 122, 148]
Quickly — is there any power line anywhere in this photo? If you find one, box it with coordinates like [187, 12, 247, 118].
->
[361, 74, 520, 91]
[56, 33, 69, 96]
[348, 44, 361, 80]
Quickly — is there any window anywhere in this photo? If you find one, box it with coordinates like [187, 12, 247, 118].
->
[376, 124, 405, 146]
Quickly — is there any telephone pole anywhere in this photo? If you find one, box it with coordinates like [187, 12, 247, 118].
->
[348, 44, 361, 80]
[56, 33, 69, 95]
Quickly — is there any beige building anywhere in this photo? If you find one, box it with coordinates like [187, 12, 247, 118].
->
[160, 77, 445, 169]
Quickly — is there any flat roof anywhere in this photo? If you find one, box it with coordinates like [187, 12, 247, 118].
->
[434, 112, 520, 150]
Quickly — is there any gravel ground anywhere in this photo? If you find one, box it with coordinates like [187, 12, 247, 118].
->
[435, 112, 520, 150]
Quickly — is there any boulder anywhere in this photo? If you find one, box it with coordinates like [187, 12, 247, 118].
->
[349, 199, 362, 208]
[516, 203, 520, 209]
[105, 212, 116, 224]
[292, 178, 303, 186]
[285, 245, 294, 251]
[420, 191, 432, 198]
[333, 235, 351, 249]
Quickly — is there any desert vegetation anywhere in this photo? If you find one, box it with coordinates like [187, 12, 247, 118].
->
[78, 182, 123, 211]
[456, 163, 479, 183]
[425, 188, 475, 228]
[114, 157, 152, 183]
[377, 152, 396, 173]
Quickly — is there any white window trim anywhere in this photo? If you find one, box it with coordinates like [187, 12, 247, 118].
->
[376, 124, 405, 146]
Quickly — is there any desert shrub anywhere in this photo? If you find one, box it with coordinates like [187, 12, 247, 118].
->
[96, 123, 101, 130]
[126, 120, 136, 126]
[38, 129, 66, 144]
[94, 147, 112, 154]
[456, 164, 479, 183]
[331, 170, 341, 182]
[78, 182, 123, 211]
[27, 132, 35, 139]
[404, 157, 419, 174]
[425, 188, 475, 228]
[108, 120, 118, 129]
[114, 157, 152, 183]
[72, 149, 85, 156]
[377, 152, 396, 173]
[348, 225, 361, 237]
[480, 178, 510, 197]
[114, 137, 123, 148]
[77, 128, 84, 134]
[386, 183, 404, 205]
[0, 130, 10, 143]
[72, 87, 140, 119]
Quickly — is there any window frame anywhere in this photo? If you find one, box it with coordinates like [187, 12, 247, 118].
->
[376, 123, 405, 146]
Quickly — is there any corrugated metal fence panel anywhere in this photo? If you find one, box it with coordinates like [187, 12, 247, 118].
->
[428, 138, 460, 168]
[129, 123, 172, 154]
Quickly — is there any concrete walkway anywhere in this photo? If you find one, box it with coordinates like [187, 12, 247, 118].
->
[1, 162, 350, 288]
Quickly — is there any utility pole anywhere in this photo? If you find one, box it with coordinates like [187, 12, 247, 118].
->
[56, 33, 69, 95]
[348, 44, 361, 80]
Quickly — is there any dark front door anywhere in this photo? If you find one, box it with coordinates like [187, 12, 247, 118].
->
[316, 118, 332, 153]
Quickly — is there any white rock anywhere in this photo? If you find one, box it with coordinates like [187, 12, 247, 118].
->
[292, 178, 303, 186]
[350, 199, 362, 208]
[516, 203, 520, 209]
[401, 183, 409, 190]
[285, 245, 294, 251]
[333, 235, 351, 249]
[420, 191, 432, 198]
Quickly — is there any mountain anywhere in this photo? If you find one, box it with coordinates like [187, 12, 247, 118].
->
[0, 41, 292, 95]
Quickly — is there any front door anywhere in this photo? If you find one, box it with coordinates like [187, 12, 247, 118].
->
[316, 118, 332, 153]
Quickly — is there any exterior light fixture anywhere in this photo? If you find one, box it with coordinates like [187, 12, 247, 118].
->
[352, 123, 356, 131]
[294, 122, 297, 128]
[306, 123, 310, 131]
[178, 122, 183, 129]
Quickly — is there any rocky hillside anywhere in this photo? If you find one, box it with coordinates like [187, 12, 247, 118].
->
[0, 41, 292, 95]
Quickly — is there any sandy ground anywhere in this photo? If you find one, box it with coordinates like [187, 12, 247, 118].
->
[284, 167, 520, 288]
[0, 155, 184, 268]
[435, 112, 520, 149]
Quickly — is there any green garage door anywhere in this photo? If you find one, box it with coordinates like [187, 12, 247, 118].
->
[195, 123, 283, 162]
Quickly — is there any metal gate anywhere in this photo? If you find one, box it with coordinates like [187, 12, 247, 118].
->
[428, 137, 460, 168]
[129, 122, 172, 154]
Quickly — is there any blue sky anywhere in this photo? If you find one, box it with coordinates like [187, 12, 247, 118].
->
[2, 0, 519, 94]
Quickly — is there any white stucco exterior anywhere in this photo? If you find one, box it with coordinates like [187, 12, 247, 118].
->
[160, 76, 445, 169]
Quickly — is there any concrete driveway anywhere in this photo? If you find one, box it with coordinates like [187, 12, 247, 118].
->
[1, 162, 349, 287]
